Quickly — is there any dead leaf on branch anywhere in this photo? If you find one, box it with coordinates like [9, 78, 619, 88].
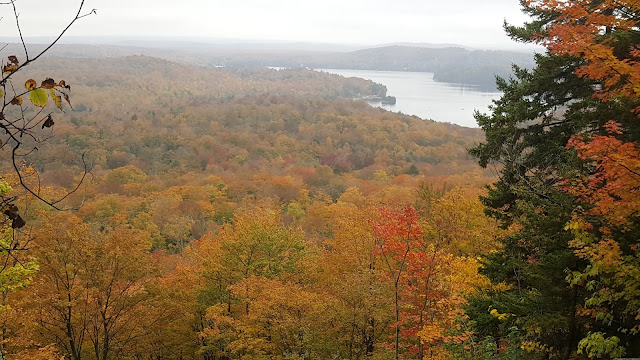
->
[3, 64, 18, 74]
[10, 96, 22, 106]
[41, 78, 55, 89]
[3, 204, 25, 228]
[25, 79, 37, 91]
[50, 89, 63, 111]
[12, 215, 25, 229]
[42, 114, 54, 129]
[58, 80, 70, 90]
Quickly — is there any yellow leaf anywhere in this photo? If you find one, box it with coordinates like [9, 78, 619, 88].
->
[0, 89, 3, 98]
[29, 89, 48, 107]
[3, 64, 17, 74]
[25, 79, 36, 90]
[50, 89, 62, 110]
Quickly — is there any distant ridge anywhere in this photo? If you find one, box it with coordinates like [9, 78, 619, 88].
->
[0, 36, 530, 53]
[376, 42, 475, 50]
[0, 38, 535, 91]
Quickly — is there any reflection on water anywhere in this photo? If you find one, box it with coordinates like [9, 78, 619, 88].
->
[317, 69, 501, 128]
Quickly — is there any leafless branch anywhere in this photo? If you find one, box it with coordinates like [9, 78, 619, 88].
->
[0, 1, 96, 221]
[2, 1, 96, 84]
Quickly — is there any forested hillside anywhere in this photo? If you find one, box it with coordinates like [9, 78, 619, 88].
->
[2, 42, 534, 91]
[0, 54, 498, 359]
[15, 56, 484, 185]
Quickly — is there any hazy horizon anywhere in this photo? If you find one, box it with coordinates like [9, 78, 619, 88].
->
[0, 0, 539, 52]
[0, 35, 539, 54]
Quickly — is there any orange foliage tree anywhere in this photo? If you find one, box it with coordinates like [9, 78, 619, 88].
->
[372, 206, 423, 360]
[526, 0, 640, 101]
[562, 122, 640, 355]
[372, 183, 500, 359]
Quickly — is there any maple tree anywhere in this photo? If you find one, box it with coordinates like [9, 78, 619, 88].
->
[562, 125, 640, 356]
[12, 212, 162, 360]
[525, 0, 640, 102]
[193, 207, 309, 358]
[414, 188, 497, 360]
[316, 196, 392, 359]
[371, 195, 496, 360]
[372, 206, 423, 360]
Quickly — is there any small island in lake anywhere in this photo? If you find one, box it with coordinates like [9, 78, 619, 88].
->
[382, 95, 397, 105]
[360, 95, 397, 105]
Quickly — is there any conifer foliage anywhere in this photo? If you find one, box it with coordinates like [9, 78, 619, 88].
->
[469, 0, 640, 358]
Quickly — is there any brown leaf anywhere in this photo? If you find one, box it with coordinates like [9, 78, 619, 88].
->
[58, 80, 70, 90]
[12, 215, 25, 229]
[3, 204, 18, 219]
[42, 114, 54, 129]
[10, 96, 22, 106]
[7, 55, 18, 65]
[41, 78, 55, 89]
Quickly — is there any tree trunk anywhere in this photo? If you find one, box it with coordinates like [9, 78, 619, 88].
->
[1, 291, 6, 356]
[562, 286, 578, 360]
[349, 311, 355, 359]
[395, 288, 399, 360]
[365, 317, 375, 357]
[66, 299, 81, 360]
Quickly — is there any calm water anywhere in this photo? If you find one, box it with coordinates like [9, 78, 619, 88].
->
[317, 69, 501, 128]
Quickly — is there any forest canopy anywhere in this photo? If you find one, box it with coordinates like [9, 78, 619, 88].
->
[0, 46, 496, 360]
[5, 0, 640, 359]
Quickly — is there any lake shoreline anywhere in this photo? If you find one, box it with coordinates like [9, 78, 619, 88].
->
[315, 68, 502, 128]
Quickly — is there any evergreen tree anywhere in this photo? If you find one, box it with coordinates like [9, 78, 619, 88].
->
[467, 2, 640, 358]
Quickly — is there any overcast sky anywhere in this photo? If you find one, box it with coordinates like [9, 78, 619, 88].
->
[0, 0, 536, 50]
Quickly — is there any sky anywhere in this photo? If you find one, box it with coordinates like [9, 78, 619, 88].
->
[0, 0, 536, 50]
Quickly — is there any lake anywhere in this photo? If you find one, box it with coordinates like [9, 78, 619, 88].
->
[317, 69, 502, 128]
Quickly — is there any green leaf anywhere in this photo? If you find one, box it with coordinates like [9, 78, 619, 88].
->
[0, 181, 12, 196]
[29, 89, 48, 107]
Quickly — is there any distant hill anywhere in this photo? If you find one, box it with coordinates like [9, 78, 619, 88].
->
[378, 42, 476, 50]
[9, 56, 487, 191]
[1, 41, 534, 91]
[203, 45, 535, 91]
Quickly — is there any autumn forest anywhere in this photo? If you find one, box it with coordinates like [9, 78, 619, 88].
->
[2, 1, 640, 359]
